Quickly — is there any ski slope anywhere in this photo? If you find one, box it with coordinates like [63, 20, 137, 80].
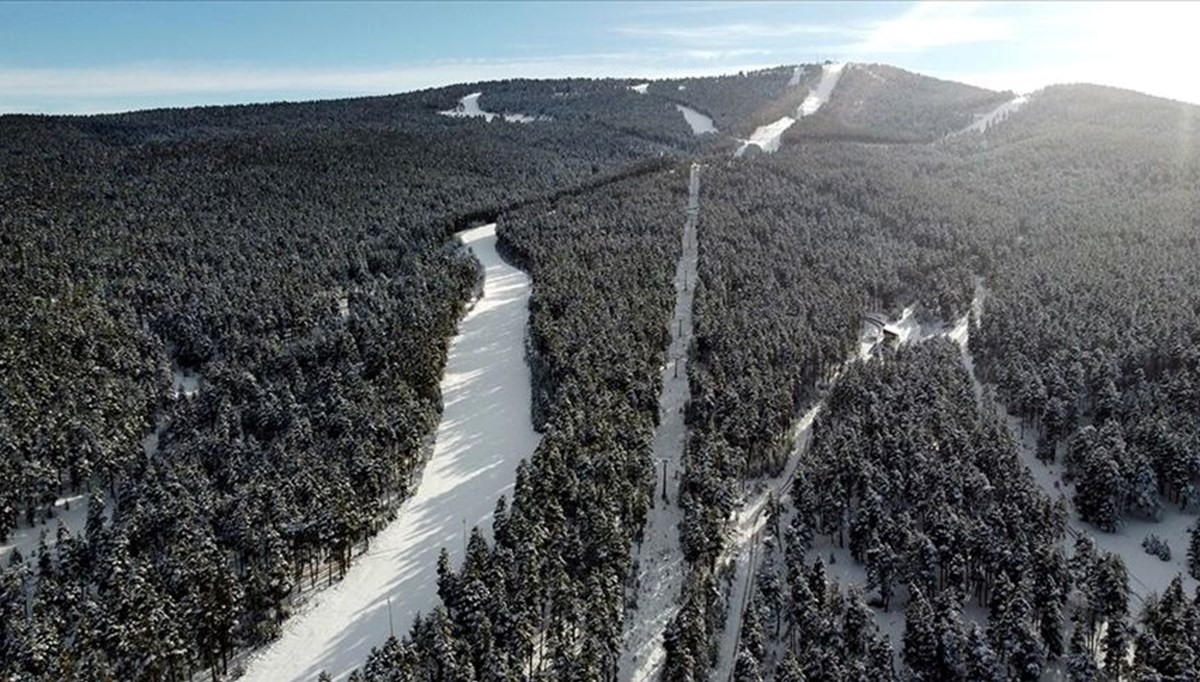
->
[439, 92, 540, 123]
[735, 62, 845, 157]
[242, 224, 540, 682]
[675, 104, 717, 135]
[948, 94, 1029, 137]
[618, 164, 701, 682]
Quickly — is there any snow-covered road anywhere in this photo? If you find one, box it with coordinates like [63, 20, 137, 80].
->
[242, 224, 540, 682]
[715, 304, 975, 678]
[618, 163, 701, 682]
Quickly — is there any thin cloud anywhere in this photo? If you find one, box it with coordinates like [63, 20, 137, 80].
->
[838, 2, 1014, 55]
[617, 22, 855, 44]
[618, 2, 1013, 56]
[0, 54, 780, 114]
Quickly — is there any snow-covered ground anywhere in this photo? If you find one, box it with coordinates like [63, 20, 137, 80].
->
[1, 366, 202, 562]
[0, 492, 102, 564]
[714, 402, 825, 682]
[439, 92, 541, 123]
[954, 284, 1197, 602]
[796, 62, 846, 117]
[715, 305, 973, 678]
[734, 116, 797, 156]
[735, 62, 845, 157]
[172, 366, 201, 398]
[241, 224, 540, 682]
[948, 94, 1029, 137]
[630, 83, 650, 95]
[787, 65, 805, 87]
[675, 104, 717, 135]
[619, 164, 701, 682]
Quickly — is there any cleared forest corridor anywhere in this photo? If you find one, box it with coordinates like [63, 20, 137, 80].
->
[242, 224, 540, 682]
[618, 163, 701, 681]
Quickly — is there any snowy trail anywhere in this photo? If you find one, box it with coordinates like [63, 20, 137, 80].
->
[618, 163, 701, 682]
[735, 62, 845, 157]
[714, 402, 825, 682]
[946, 94, 1029, 137]
[439, 92, 540, 123]
[242, 224, 540, 682]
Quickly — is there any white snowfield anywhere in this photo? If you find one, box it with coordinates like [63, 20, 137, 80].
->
[796, 62, 846, 117]
[675, 104, 717, 135]
[948, 94, 1029, 137]
[618, 164, 701, 682]
[439, 92, 541, 123]
[242, 224, 540, 682]
[735, 62, 845, 157]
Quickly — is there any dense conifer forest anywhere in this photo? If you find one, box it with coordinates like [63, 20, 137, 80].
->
[4, 62, 1200, 682]
[0, 80, 690, 679]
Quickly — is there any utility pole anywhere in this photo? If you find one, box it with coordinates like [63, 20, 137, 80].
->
[388, 596, 394, 638]
[661, 459, 669, 505]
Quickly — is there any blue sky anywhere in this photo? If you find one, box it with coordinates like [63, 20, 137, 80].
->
[2, 1, 1198, 114]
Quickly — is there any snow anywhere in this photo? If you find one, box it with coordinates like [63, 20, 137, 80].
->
[0, 492, 99, 564]
[715, 402, 825, 681]
[735, 62, 845, 157]
[949, 94, 1029, 137]
[619, 164, 701, 682]
[787, 65, 805, 87]
[796, 62, 845, 117]
[172, 366, 201, 399]
[631, 83, 650, 95]
[674, 104, 717, 135]
[734, 116, 796, 157]
[438, 92, 542, 123]
[716, 300, 979, 677]
[241, 223, 540, 682]
[954, 280, 1197, 603]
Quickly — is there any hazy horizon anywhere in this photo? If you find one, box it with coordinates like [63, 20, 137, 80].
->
[3, 1, 1199, 114]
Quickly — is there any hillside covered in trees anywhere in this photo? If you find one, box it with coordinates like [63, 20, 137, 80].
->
[4, 61, 1200, 682]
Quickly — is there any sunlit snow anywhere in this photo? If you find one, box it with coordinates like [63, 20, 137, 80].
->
[950, 94, 1030, 136]
[674, 104, 716, 135]
[439, 92, 542, 123]
[736, 62, 845, 157]
[242, 224, 540, 681]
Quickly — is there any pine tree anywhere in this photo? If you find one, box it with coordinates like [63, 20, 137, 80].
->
[903, 585, 939, 681]
[1065, 618, 1099, 682]
[964, 624, 1003, 682]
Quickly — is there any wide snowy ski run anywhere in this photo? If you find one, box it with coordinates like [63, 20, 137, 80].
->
[242, 224, 540, 682]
